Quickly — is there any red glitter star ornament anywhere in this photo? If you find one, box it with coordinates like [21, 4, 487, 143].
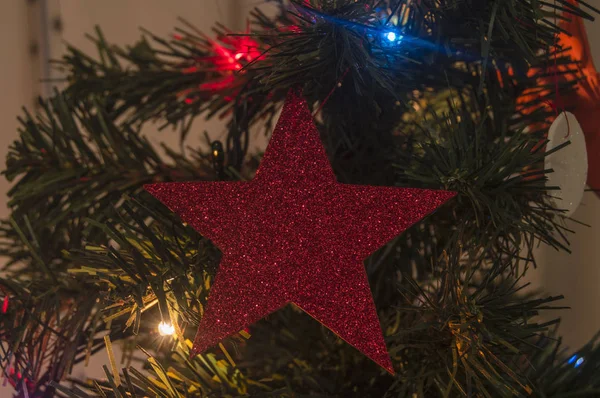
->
[145, 90, 455, 373]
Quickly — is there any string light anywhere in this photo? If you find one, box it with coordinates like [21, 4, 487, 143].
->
[158, 321, 175, 336]
[567, 354, 585, 368]
[382, 31, 403, 46]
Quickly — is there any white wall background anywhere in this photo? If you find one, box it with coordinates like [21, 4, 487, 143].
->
[0, 0, 599, 394]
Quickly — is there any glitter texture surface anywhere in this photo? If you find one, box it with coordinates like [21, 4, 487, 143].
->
[145, 90, 455, 373]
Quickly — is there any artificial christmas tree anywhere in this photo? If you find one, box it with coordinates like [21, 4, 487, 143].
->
[1, 1, 600, 397]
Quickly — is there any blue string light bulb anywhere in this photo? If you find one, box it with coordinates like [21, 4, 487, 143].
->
[567, 354, 585, 368]
[384, 31, 403, 43]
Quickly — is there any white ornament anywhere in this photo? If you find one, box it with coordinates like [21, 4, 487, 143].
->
[158, 321, 175, 336]
[544, 111, 588, 217]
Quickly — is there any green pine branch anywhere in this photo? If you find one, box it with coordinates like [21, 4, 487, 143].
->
[1, 1, 599, 397]
[46, 227, 589, 397]
[1, 92, 213, 276]
[394, 85, 571, 258]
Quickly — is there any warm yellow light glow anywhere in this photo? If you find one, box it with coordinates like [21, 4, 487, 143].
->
[158, 321, 175, 336]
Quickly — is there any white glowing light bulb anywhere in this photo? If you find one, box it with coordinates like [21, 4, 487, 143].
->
[158, 321, 175, 336]
[386, 31, 397, 41]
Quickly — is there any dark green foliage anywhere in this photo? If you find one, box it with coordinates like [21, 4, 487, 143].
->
[1, 92, 212, 275]
[58, 24, 284, 169]
[0, 277, 103, 397]
[395, 86, 571, 257]
[59, 26, 229, 144]
[386, 250, 562, 397]
[527, 333, 600, 397]
[1, 1, 599, 397]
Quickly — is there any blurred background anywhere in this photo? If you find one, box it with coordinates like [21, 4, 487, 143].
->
[0, 0, 599, 392]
